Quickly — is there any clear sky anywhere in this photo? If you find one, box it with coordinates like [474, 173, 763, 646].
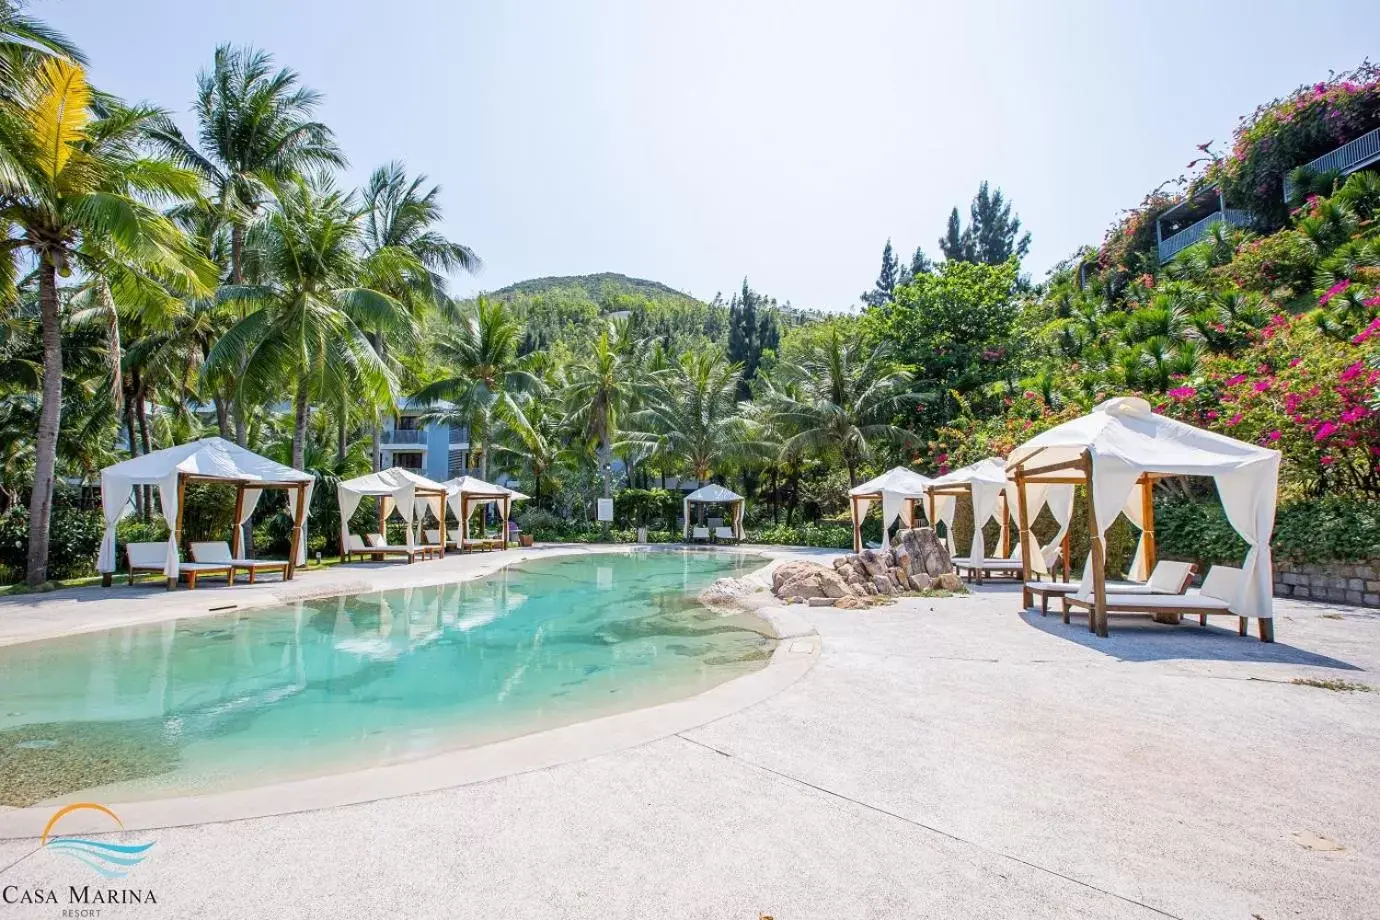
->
[39, 0, 1380, 309]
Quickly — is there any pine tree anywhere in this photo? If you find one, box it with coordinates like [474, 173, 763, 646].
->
[939, 208, 974, 262]
[861, 239, 902, 307]
[939, 182, 1031, 266]
[908, 246, 932, 277]
[728, 279, 773, 400]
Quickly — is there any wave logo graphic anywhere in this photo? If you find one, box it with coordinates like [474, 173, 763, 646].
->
[40, 803, 155, 879]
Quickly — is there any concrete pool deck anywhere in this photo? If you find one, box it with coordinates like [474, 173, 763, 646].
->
[1, 548, 1378, 918]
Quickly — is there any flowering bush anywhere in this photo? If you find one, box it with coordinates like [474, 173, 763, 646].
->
[1208, 62, 1380, 225]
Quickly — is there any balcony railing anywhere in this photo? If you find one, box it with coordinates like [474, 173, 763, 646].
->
[1283, 126, 1380, 202]
[381, 428, 426, 445]
[1157, 209, 1253, 263]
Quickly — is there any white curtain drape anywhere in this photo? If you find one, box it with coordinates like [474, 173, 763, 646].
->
[286, 481, 314, 565]
[969, 485, 1000, 565]
[733, 500, 744, 538]
[683, 495, 691, 539]
[96, 476, 131, 573]
[232, 488, 262, 558]
[853, 497, 873, 547]
[158, 473, 180, 576]
[1041, 484, 1075, 572]
[934, 494, 957, 555]
[881, 490, 905, 532]
[1010, 480, 1050, 575]
[1216, 456, 1280, 619]
[338, 488, 364, 552]
[1122, 483, 1150, 582]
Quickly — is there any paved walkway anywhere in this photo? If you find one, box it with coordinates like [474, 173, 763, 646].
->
[1, 552, 1377, 919]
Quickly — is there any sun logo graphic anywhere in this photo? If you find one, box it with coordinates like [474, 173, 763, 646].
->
[39, 803, 155, 879]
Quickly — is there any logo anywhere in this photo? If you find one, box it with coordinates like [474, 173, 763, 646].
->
[39, 803, 155, 879]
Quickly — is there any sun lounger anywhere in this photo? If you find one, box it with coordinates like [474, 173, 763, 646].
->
[1063, 565, 1266, 639]
[952, 556, 1024, 584]
[691, 526, 710, 543]
[189, 541, 288, 584]
[125, 541, 231, 589]
[713, 526, 738, 544]
[365, 533, 438, 562]
[1028, 560, 1195, 617]
[423, 529, 452, 553]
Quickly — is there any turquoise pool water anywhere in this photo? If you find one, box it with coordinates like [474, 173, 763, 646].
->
[0, 551, 772, 804]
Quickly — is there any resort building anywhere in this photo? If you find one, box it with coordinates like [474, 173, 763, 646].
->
[1155, 186, 1255, 263]
[1282, 125, 1380, 202]
[379, 399, 471, 482]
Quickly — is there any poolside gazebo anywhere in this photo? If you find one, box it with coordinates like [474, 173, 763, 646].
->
[95, 437, 315, 587]
[337, 467, 450, 560]
[444, 475, 519, 549]
[1005, 397, 1280, 639]
[848, 467, 935, 553]
[682, 484, 744, 540]
[925, 457, 1013, 564]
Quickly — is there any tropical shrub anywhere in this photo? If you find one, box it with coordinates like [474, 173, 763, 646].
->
[0, 503, 104, 583]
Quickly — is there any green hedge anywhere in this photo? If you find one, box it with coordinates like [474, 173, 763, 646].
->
[745, 523, 854, 548]
[1156, 496, 1380, 568]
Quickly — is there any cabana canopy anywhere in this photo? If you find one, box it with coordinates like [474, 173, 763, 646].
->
[848, 467, 935, 553]
[683, 483, 744, 539]
[925, 458, 1012, 564]
[443, 475, 523, 547]
[1005, 396, 1280, 637]
[96, 437, 315, 581]
[338, 467, 449, 552]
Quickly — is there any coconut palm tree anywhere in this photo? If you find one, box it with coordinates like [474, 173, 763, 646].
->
[564, 322, 657, 499]
[0, 59, 215, 586]
[359, 161, 480, 467]
[413, 295, 535, 480]
[759, 328, 918, 487]
[632, 349, 754, 485]
[148, 44, 343, 442]
[206, 174, 407, 470]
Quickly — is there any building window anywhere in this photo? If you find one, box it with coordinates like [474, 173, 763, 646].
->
[394, 451, 423, 470]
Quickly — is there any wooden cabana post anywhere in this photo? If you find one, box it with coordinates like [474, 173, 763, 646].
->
[170, 471, 188, 591]
[1015, 469, 1033, 610]
[1081, 452, 1109, 638]
[287, 480, 308, 580]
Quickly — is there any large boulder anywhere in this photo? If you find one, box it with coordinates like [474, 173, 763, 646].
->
[773, 561, 822, 591]
[778, 577, 825, 599]
[935, 572, 963, 591]
[772, 560, 864, 601]
[857, 549, 889, 577]
[699, 577, 757, 607]
[910, 571, 933, 591]
[897, 527, 953, 578]
[819, 570, 851, 598]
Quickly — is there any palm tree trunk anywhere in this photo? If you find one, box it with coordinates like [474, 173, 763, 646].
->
[135, 379, 153, 520]
[599, 436, 613, 499]
[230, 220, 248, 445]
[26, 257, 63, 587]
[292, 377, 310, 471]
[214, 394, 231, 439]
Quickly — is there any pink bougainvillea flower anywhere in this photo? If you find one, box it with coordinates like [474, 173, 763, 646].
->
[1319, 280, 1350, 306]
[1340, 362, 1364, 382]
[1226, 413, 1243, 426]
[1289, 358, 1303, 368]
[1225, 374, 1248, 386]
[1167, 386, 1196, 400]
[1253, 379, 1272, 393]
[1320, 455, 1335, 466]
[1206, 410, 1219, 420]
[1341, 406, 1369, 423]
[1315, 421, 1339, 441]
[1266, 430, 1282, 441]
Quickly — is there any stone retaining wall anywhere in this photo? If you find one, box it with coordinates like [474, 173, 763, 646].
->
[1274, 560, 1380, 607]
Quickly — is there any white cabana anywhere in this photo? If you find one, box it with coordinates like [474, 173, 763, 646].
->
[338, 467, 449, 560]
[443, 475, 522, 548]
[848, 467, 935, 552]
[925, 458, 1012, 564]
[1006, 396, 1280, 640]
[682, 484, 744, 540]
[96, 437, 315, 586]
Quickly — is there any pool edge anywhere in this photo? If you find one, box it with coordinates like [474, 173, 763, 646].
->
[0, 552, 822, 838]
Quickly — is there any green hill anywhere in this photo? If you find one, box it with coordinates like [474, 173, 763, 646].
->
[488, 272, 704, 307]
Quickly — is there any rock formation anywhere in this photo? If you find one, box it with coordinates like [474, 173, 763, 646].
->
[770, 527, 963, 607]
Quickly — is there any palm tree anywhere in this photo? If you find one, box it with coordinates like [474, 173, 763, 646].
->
[491, 377, 575, 507]
[0, 59, 215, 586]
[414, 296, 535, 480]
[359, 161, 480, 467]
[206, 174, 406, 470]
[760, 328, 918, 486]
[148, 44, 343, 442]
[632, 349, 753, 485]
[564, 323, 656, 499]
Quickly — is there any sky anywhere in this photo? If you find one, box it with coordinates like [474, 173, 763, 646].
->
[39, 0, 1380, 310]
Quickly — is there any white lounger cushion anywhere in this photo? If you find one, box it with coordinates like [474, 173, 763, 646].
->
[714, 527, 735, 539]
[126, 542, 167, 568]
[189, 541, 284, 567]
[424, 529, 442, 545]
[692, 527, 709, 539]
[1147, 560, 1195, 594]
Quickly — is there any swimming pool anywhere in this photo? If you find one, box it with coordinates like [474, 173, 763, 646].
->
[0, 551, 773, 805]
